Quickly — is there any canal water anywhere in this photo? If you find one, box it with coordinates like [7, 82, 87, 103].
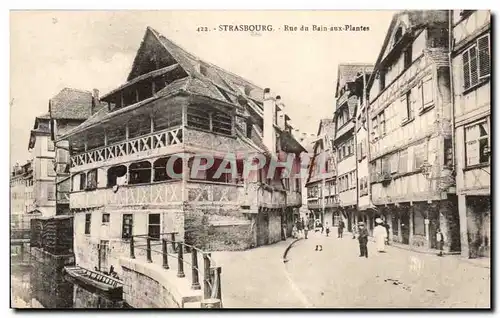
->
[11, 252, 129, 309]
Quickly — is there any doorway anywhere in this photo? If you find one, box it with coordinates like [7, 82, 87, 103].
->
[401, 209, 410, 245]
[256, 212, 269, 246]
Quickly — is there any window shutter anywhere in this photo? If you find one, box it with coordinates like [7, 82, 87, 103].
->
[466, 140, 479, 166]
[470, 46, 479, 87]
[478, 35, 490, 79]
[463, 50, 471, 90]
[400, 94, 408, 121]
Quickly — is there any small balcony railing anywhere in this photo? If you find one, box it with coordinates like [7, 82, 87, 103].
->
[130, 232, 222, 308]
[70, 127, 183, 168]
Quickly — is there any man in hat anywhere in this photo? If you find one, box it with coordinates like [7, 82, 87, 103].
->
[358, 222, 369, 258]
[374, 217, 388, 252]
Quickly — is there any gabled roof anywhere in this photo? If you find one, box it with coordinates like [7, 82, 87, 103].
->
[49, 88, 93, 120]
[366, 10, 449, 91]
[335, 64, 374, 98]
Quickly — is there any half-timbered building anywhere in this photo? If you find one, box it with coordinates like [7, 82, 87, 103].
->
[59, 27, 305, 273]
[366, 11, 459, 252]
[450, 10, 491, 258]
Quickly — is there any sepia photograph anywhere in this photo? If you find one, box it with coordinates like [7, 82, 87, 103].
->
[9, 9, 491, 309]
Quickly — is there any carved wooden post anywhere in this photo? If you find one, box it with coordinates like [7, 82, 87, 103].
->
[191, 249, 201, 290]
[130, 236, 135, 259]
[203, 253, 211, 299]
[162, 238, 169, 269]
[146, 237, 152, 263]
[177, 244, 185, 277]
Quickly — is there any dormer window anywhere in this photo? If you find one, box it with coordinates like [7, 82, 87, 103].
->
[394, 27, 403, 46]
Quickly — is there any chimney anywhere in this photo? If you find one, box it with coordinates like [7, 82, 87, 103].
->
[276, 96, 286, 130]
[263, 88, 276, 154]
[91, 89, 101, 115]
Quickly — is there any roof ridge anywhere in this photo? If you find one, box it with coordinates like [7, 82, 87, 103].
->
[60, 87, 92, 94]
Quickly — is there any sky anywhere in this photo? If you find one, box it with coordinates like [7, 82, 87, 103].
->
[10, 10, 395, 165]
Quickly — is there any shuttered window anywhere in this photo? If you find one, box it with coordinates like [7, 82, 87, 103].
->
[465, 121, 489, 166]
[399, 149, 408, 173]
[478, 34, 490, 79]
[463, 34, 491, 91]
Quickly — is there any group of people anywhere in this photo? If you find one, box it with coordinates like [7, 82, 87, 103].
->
[356, 217, 388, 258]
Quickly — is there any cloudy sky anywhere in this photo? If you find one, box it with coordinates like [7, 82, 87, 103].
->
[10, 10, 395, 164]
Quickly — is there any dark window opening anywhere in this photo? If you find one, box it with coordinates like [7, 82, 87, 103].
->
[129, 161, 152, 185]
[394, 27, 403, 45]
[86, 169, 98, 190]
[379, 70, 386, 92]
[187, 105, 210, 130]
[107, 165, 127, 187]
[153, 156, 178, 182]
[87, 129, 106, 150]
[246, 120, 253, 138]
[212, 111, 232, 135]
[128, 114, 151, 139]
[153, 103, 182, 132]
[79, 173, 87, 191]
[123, 89, 137, 107]
[102, 213, 110, 224]
[106, 125, 126, 145]
[122, 214, 133, 239]
[137, 81, 153, 101]
[154, 77, 166, 93]
[215, 86, 233, 103]
[85, 213, 91, 234]
[404, 43, 413, 69]
[148, 213, 161, 240]
[206, 158, 233, 183]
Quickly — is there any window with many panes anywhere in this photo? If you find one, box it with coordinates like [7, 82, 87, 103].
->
[413, 143, 427, 171]
[102, 213, 110, 224]
[122, 214, 133, 239]
[465, 121, 489, 166]
[462, 34, 490, 91]
[401, 91, 414, 122]
[148, 213, 161, 240]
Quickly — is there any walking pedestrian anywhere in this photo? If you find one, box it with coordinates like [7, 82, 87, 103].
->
[338, 219, 345, 238]
[374, 218, 387, 253]
[358, 222, 369, 258]
[325, 222, 330, 237]
[436, 228, 445, 256]
[304, 219, 310, 239]
[383, 220, 391, 245]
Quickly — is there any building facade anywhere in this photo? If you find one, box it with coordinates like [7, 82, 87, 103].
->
[450, 10, 491, 258]
[48, 88, 99, 215]
[28, 114, 57, 217]
[334, 64, 373, 233]
[366, 11, 459, 252]
[10, 162, 35, 229]
[306, 119, 337, 228]
[59, 27, 305, 274]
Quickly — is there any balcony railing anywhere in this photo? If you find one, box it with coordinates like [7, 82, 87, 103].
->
[130, 232, 222, 308]
[70, 127, 183, 168]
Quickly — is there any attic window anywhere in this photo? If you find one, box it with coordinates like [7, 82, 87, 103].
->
[394, 27, 403, 46]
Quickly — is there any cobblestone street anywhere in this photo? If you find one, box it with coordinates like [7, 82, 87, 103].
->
[214, 232, 490, 308]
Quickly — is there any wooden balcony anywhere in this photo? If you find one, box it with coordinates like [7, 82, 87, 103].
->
[70, 181, 183, 209]
[70, 127, 183, 169]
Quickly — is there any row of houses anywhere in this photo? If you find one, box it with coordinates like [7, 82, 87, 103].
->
[306, 10, 490, 259]
[11, 26, 313, 275]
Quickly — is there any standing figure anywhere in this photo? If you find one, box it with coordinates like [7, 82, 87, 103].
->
[301, 218, 306, 236]
[304, 219, 309, 239]
[357, 222, 369, 258]
[282, 223, 288, 240]
[374, 218, 388, 252]
[436, 228, 445, 256]
[338, 219, 345, 238]
[292, 224, 298, 239]
[352, 224, 357, 239]
[325, 222, 330, 237]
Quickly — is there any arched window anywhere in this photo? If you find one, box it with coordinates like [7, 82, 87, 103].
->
[153, 157, 169, 182]
[107, 165, 127, 187]
[129, 161, 152, 185]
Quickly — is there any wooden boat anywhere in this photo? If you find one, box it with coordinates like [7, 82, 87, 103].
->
[63, 266, 123, 300]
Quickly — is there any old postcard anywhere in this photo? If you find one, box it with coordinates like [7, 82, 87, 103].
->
[10, 10, 491, 309]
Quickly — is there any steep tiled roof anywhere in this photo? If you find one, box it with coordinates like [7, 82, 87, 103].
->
[335, 64, 374, 97]
[49, 88, 93, 120]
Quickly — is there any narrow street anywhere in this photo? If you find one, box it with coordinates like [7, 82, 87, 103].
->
[211, 233, 490, 308]
[285, 232, 490, 308]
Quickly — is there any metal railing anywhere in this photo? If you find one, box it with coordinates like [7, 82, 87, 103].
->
[129, 232, 222, 307]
